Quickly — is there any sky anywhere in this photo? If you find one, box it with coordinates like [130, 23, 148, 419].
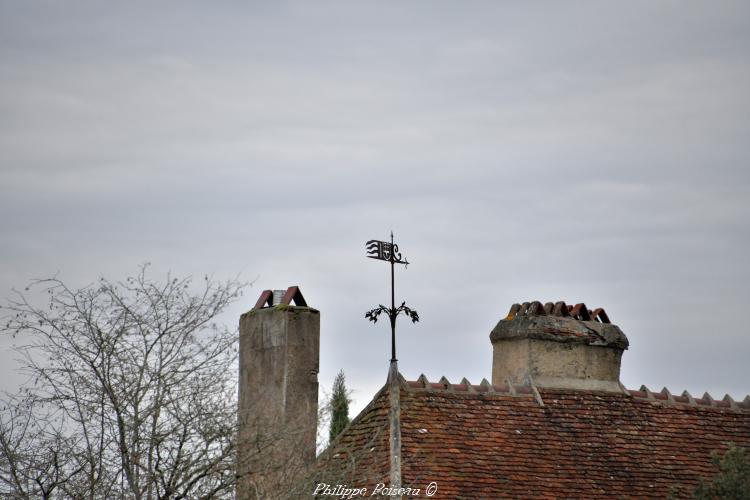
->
[1, 1, 749, 418]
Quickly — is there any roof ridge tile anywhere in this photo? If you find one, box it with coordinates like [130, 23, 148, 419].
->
[657, 387, 674, 402]
[479, 378, 494, 393]
[699, 392, 715, 406]
[624, 386, 750, 411]
[723, 394, 736, 409]
[682, 390, 697, 406]
[460, 378, 476, 393]
[531, 383, 545, 407]
[639, 385, 656, 400]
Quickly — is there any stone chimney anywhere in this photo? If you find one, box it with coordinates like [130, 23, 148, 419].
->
[237, 286, 319, 499]
[490, 301, 628, 392]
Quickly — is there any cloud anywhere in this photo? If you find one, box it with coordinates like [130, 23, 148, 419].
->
[1, 1, 749, 414]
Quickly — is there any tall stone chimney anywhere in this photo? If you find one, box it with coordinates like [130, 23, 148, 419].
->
[238, 286, 319, 499]
[490, 301, 628, 392]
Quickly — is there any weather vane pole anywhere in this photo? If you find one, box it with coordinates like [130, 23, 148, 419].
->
[365, 231, 419, 362]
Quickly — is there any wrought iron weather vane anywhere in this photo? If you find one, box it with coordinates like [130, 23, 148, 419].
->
[365, 232, 419, 362]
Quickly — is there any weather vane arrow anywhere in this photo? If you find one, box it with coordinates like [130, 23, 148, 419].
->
[365, 231, 419, 363]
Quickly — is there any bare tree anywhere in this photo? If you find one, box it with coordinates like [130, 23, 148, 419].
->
[0, 265, 246, 499]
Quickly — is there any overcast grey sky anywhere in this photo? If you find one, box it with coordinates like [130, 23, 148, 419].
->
[1, 1, 749, 416]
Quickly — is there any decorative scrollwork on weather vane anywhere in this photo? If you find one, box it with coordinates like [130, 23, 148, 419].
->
[365, 232, 419, 362]
[366, 239, 407, 266]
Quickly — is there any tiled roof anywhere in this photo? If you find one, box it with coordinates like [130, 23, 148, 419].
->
[313, 385, 391, 487]
[318, 375, 750, 499]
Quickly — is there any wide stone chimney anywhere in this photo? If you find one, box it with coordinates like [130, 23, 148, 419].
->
[237, 286, 319, 499]
[490, 301, 628, 392]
